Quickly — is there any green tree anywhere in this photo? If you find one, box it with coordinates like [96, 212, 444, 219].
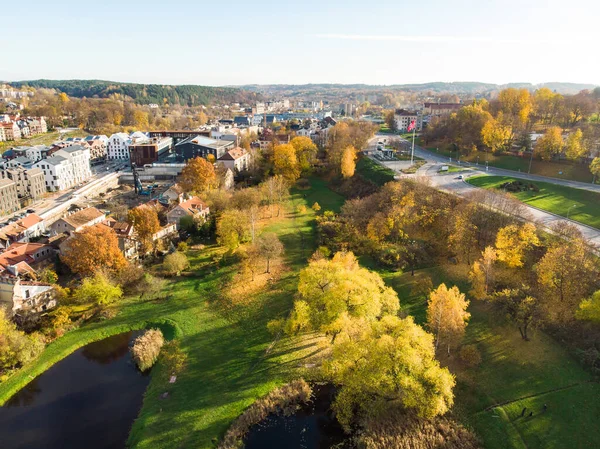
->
[384, 110, 398, 132]
[576, 290, 600, 322]
[323, 315, 455, 430]
[163, 252, 190, 276]
[492, 288, 541, 340]
[216, 209, 251, 251]
[0, 309, 45, 372]
[73, 272, 123, 306]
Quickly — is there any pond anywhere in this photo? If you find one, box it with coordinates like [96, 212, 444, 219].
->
[244, 384, 351, 449]
[0, 332, 150, 449]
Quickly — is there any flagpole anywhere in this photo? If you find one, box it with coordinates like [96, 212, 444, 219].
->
[410, 121, 416, 165]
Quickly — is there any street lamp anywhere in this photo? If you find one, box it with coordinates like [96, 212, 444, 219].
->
[567, 204, 577, 220]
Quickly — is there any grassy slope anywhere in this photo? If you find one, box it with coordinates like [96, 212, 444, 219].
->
[383, 265, 600, 449]
[356, 157, 396, 186]
[0, 178, 345, 449]
[467, 175, 600, 229]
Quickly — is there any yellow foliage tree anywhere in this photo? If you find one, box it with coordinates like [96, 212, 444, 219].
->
[273, 143, 301, 184]
[128, 205, 160, 252]
[427, 284, 470, 354]
[180, 157, 218, 193]
[495, 223, 539, 268]
[341, 145, 357, 178]
[469, 246, 497, 299]
[289, 136, 318, 172]
[565, 129, 586, 160]
[481, 117, 512, 153]
[535, 127, 563, 161]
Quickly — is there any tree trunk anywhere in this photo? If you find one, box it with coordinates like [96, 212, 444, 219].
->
[266, 257, 270, 274]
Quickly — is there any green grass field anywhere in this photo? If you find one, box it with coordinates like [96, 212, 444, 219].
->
[382, 265, 600, 449]
[0, 178, 345, 449]
[467, 175, 600, 229]
[356, 157, 396, 186]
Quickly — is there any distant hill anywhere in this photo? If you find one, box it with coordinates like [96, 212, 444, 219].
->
[9, 79, 261, 106]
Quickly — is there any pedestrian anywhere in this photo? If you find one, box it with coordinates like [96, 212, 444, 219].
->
[521, 407, 527, 417]
[543, 404, 548, 413]
[529, 412, 533, 417]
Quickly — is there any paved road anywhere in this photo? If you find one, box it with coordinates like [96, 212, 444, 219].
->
[368, 134, 600, 246]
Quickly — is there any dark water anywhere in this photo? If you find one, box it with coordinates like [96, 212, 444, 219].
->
[0, 332, 150, 449]
[244, 384, 351, 449]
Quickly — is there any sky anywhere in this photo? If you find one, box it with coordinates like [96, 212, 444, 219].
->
[2, 0, 599, 86]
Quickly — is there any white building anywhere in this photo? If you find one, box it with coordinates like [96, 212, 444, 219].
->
[107, 132, 133, 160]
[53, 145, 92, 185]
[33, 156, 73, 191]
[394, 109, 423, 132]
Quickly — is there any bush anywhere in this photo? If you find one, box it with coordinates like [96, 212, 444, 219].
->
[219, 379, 312, 449]
[177, 241, 189, 252]
[0, 309, 45, 373]
[131, 329, 165, 371]
[163, 252, 190, 276]
[460, 345, 482, 367]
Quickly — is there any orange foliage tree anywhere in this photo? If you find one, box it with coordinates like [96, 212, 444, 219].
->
[180, 157, 218, 193]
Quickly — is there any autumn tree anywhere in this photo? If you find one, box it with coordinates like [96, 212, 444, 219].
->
[384, 110, 398, 132]
[61, 225, 127, 276]
[273, 143, 301, 184]
[590, 157, 600, 183]
[576, 290, 600, 322]
[496, 88, 533, 128]
[163, 252, 190, 276]
[469, 246, 497, 299]
[128, 205, 160, 251]
[492, 288, 541, 340]
[323, 315, 455, 430]
[495, 223, 539, 268]
[481, 117, 512, 153]
[289, 136, 318, 172]
[0, 309, 44, 372]
[286, 252, 399, 341]
[232, 187, 262, 242]
[256, 232, 284, 273]
[427, 284, 470, 354]
[535, 127, 563, 161]
[536, 237, 597, 322]
[565, 129, 587, 161]
[340, 145, 357, 178]
[73, 272, 123, 306]
[311, 202, 321, 213]
[260, 175, 288, 218]
[180, 157, 218, 193]
[216, 209, 251, 251]
[448, 204, 478, 264]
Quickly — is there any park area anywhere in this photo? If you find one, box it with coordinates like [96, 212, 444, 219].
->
[467, 175, 600, 229]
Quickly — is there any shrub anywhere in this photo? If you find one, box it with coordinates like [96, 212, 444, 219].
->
[460, 345, 482, 367]
[163, 252, 190, 276]
[177, 241, 189, 252]
[131, 329, 164, 371]
[159, 340, 187, 379]
[219, 379, 312, 449]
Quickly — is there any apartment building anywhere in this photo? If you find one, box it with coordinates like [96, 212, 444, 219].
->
[1, 167, 46, 201]
[107, 132, 133, 160]
[0, 179, 19, 216]
[394, 109, 423, 132]
[53, 145, 92, 184]
[33, 156, 73, 191]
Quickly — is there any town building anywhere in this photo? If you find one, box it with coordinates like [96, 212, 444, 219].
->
[129, 137, 173, 166]
[394, 109, 423, 132]
[107, 132, 133, 160]
[1, 166, 46, 201]
[50, 207, 106, 235]
[422, 102, 463, 117]
[174, 135, 234, 162]
[33, 156, 72, 191]
[217, 147, 251, 173]
[166, 197, 209, 227]
[1, 122, 21, 140]
[100, 218, 138, 260]
[0, 214, 46, 247]
[0, 179, 19, 216]
[0, 242, 56, 277]
[0, 277, 56, 316]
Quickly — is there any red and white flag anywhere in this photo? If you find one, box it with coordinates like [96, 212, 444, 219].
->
[407, 120, 416, 132]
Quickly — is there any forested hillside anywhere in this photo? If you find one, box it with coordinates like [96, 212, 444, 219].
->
[11, 79, 259, 106]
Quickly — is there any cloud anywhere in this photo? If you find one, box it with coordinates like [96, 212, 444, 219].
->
[314, 34, 554, 44]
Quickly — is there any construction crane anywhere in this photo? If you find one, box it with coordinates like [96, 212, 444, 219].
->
[131, 163, 155, 196]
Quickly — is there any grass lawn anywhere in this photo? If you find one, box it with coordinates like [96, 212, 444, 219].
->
[381, 264, 600, 449]
[356, 157, 396, 186]
[0, 177, 343, 449]
[467, 175, 600, 229]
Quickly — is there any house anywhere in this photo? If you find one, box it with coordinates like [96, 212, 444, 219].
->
[1, 122, 21, 140]
[0, 178, 19, 216]
[50, 207, 106, 235]
[174, 135, 234, 162]
[100, 219, 138, 260]
[0, 242, 55, 277]
[162, 184, 185, 203]
[0, 277, 56, 316]
[217, 147, 251, 172]
[233, 116, 251, 127]
[6, 156, 33, 169]
[0, 214, 46, 245]
[166, 197, 209, 227]
[394, 109, 423, 132]
[107, 132, 133, 160]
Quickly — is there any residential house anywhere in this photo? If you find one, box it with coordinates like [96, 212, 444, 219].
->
[0, 242, 56, 277]
[26, 117, 47, 135]
[217, 147, 251, 173]
[0, 277, 56, 316]
[100, 218, 138, 260]
[107, 132, 133, 160]
[166, 197, 209, 227]
[0, 214, 46, 246]
[162, 184, 185, 203]
[6, 156, 33, 169]
[50, 207, 106, 235]
[0, 179, 19, 216]
[1, 122, 21, 140]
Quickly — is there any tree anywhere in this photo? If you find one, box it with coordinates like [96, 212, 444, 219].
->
[340, 145, 357, 178]
[497, 88, 533, 128]
[495, 223, 539, 268]
[448, 204, 478, 264]
[131, 329, 164, 371]
[73, 272, 123, 306]
[61, 225, 127, 277]
[289, 251, 399, 341]
[565, 129, 587, 161]
[536, 238, 597, 322]
[323, 315, 455, 430]
[197, 111, 208, 126]
[260, 175, 288, 218]
[427, 284, 470, 354]
[469, 246, 497, 299]
[163, 252, 189, 276]
[256, 232, 284, 273]
[481, 118, 512, 153]
[576, 290, 600, 322]
[216, 209, 250, 251]
[180, 157, 218, 193]
[492, 288, 541, 340]
[128, 205, 160, 251]
[289, 136, 318, 172]
[535, 127, 563, 161]
[589, 157, 600, 183]
[231, 188, 261, 242]
[0, 309, 44, 372]
[384, 110, 398, 132]
[273, 143, 301, 184]
[311, 202, 321, 213]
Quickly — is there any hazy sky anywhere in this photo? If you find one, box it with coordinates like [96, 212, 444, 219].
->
[3, 0, 598, 86]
